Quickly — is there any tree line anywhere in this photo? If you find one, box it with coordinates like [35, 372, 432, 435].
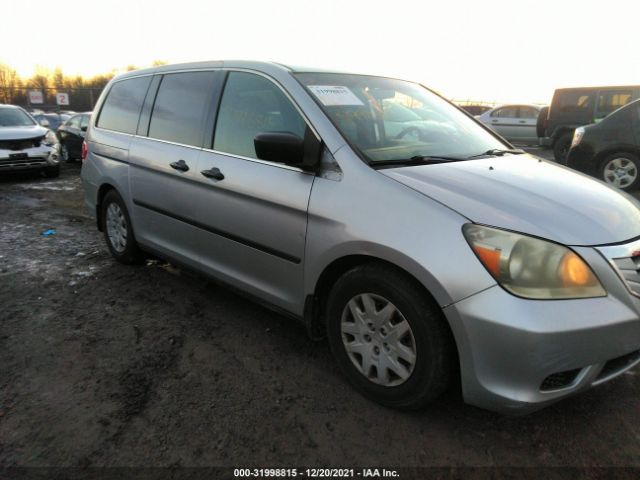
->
[0, 61, 166, 111]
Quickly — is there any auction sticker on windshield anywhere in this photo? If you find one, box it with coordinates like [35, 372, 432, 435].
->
[307, 85, 364, 106]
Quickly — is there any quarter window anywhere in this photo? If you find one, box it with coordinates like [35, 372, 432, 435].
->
[97, 76, 151, 134]
[597, 90, 633, 118]
[148, 72, 217, 147]
[213, 72, 306, 159]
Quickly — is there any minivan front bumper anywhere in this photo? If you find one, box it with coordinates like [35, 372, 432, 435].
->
[445, 286, 640, 414]
[444, 244, 640, 415]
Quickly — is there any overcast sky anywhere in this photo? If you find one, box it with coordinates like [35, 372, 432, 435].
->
[3, 0, 639, 104]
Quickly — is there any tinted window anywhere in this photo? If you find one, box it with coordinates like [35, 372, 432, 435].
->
[518, 106, 539, 119]
[556, 91, 594, 113]
[491, 107, 518, 118]
[148, 72, 216, 147]
[97, 76, 151, 134]
[597, 90, 632, 117]
[214, 72, 306, 159]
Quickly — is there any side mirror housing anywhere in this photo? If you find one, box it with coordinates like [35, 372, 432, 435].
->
[254, 129, 321, 170]
[81, 126, 88, 132]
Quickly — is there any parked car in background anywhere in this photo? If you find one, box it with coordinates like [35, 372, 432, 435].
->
[0, 104, 60, 177]
[82, 61, 640, 415]
[540, 86, 640, 163]
[476, 104, 543, 145]
[567, 99, 640, 191]
[458, 104, 492, 116]
[57, 112, 91, 161]
[33, 113, 71, 132]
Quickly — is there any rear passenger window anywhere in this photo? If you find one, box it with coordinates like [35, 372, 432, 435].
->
[97, 76, 151, 134]
[213, 72, 306, 159]
[80, 115, 89, 129]
[597, 90, 632, 117]
[67, 115, 81, 128]
[518, 106, 538, 119]
[148, 72, 216, 147]
[491, 107, 517, 118]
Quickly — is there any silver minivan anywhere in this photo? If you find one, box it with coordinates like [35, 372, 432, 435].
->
[81, 61, 640, 414]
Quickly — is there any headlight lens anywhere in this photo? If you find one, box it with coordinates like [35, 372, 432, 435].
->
[570, 127, 585, 148]
[463, 224, 605, 299]
[43, 130, 59, 146]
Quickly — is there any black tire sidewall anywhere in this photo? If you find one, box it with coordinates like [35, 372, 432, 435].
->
[599, 152, 640, 191]
[326, 265, 453, 409]
[553, 132, 572, 164]
[101, 190, 141, 264]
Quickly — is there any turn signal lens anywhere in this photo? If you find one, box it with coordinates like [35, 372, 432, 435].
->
[463, 224, 606, 299]
[559, 252, 595, 287]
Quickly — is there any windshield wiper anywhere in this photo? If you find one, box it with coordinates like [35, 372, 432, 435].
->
[466, 148, 526, 159]
[372, 155, 466, 168]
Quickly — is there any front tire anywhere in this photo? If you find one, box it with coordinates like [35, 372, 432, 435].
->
[101, 190, 142, 264]
[599, 153, 640, 191]
[325, 264, 456, 410]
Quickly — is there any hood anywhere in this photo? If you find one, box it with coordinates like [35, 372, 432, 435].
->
[0, 125, 48, 141]
[380, 154, 640, 246]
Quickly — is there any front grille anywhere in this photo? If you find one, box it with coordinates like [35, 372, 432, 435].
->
[596, 349, 640, 381]
[0, 136, 43, 151]
[540, 368, 582, 391]
[0, 156, 47, 167]
[612, 256, 640, 296]
[597, 238, 640, 298]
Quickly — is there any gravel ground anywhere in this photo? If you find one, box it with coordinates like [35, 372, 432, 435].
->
[1, 155, 640, 476]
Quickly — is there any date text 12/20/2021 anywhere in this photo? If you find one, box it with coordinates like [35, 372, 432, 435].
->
[234, 468, 400, 478]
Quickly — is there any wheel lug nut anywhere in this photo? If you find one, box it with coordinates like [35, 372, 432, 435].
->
[373, 346, 380, 355]
[364, 335, 371, 342]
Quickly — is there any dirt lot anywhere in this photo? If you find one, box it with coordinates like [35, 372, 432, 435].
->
[2, 154, 640, 475]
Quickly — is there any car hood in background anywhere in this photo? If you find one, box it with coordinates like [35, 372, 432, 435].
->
[0, 125, 47, 140]
[381, 154, 640, 246]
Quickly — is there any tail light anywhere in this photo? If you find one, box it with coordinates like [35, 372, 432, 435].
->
[81, 141, 88, 161]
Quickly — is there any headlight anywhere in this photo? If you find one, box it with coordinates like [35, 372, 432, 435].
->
[463, 224, 605, 299]
[570, 127, 585, 149]
[42, 130, 59, 147]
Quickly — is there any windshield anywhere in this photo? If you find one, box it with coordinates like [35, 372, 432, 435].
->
[0, 108, 36, 127]
[295, 73, 507, 163]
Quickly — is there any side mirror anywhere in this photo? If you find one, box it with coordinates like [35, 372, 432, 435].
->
[38, 119, 50, 127]
[254, 131, 305, 165]
[81, 126, 88, 132]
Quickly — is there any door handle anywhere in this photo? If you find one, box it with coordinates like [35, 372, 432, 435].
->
[491, 119, 498, 123]
[201, 167, 225, 181]
[519, 120, 526, 123]
[170, 159, 189, 172]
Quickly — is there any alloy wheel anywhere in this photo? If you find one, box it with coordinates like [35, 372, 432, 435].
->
[603, 157, 637, 189]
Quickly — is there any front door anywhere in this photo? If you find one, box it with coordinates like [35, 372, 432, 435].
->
[191, 71, 316, 313]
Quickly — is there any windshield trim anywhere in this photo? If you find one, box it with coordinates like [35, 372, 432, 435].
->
[292, 72, 511, 168]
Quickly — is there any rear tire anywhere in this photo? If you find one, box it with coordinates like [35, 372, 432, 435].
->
[101, 190, 143, 264]
[325, 263, 456, 410]
[553, 132, 573, 164]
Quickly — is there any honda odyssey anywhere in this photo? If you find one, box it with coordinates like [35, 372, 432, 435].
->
[81, 61, 640, 414]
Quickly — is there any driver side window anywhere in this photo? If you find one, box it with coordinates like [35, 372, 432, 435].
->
[213, 72, 306, 159]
